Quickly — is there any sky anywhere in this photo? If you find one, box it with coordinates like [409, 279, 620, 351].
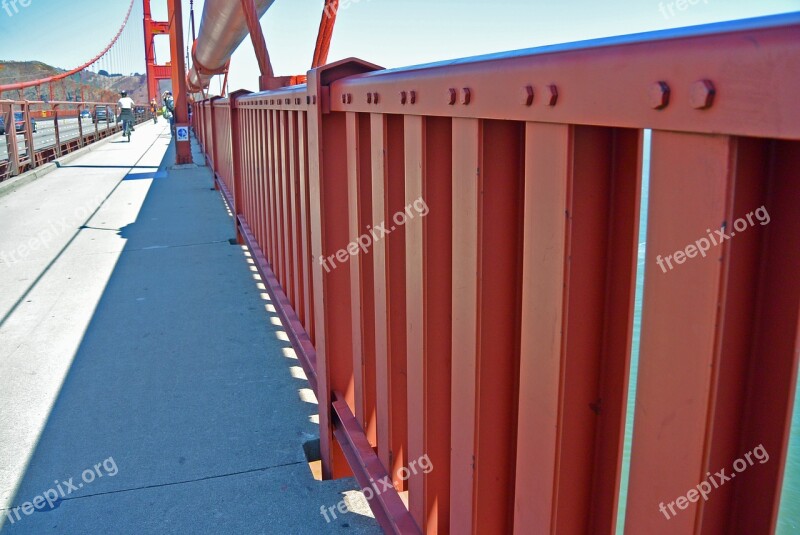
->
[0, 0, 798, 93]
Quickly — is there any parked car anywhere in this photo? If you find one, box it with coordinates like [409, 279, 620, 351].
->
[92, 106, 114, 124]
[0, 112, 36, 134]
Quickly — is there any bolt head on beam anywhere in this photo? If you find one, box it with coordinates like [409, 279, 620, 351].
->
[649, 81, 671, 109]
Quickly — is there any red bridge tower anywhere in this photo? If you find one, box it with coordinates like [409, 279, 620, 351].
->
[143, 0, 172, 102]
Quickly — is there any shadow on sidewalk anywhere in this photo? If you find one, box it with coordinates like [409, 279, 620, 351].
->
[1, 136, 379, 534]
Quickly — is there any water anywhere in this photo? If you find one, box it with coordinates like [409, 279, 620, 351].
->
[614, 131, 799, 532]
[779, 386, 800, 533]
[614, 130, 650, 532]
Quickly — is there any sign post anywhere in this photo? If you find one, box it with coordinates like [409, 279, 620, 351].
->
[176, 125, 189, 143]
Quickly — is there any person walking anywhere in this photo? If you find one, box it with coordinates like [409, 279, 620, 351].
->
[162, 91, 175, 134]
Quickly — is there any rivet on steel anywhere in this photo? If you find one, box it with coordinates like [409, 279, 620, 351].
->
[546, 84, 558, 106]
[523, 85, 534, 106]
[448, 88, 457, 105]
[648, 81, 670, 109]
[689, 79, 716, 109]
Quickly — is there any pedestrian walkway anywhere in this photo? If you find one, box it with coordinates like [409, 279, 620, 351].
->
[0, 122, 379, 534]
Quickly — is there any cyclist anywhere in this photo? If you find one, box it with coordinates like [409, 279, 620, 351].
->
[117, 91, 135, 139]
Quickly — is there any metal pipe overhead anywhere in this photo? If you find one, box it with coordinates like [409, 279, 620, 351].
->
[187, 0, 276, 91]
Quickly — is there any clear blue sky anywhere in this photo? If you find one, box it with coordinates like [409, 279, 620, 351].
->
[1, 0, 798, 93]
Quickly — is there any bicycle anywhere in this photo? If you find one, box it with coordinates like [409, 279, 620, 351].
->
[121, 116, 133, 142]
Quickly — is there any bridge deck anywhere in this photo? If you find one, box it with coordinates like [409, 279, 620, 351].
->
[0, 123, 378, 534]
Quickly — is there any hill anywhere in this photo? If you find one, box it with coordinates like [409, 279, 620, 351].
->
[0, 61, 148, 105]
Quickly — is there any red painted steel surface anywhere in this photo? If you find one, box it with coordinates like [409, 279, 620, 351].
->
[143, 1, 171, 103]
[312, 0, 339, 69]
[192, 15, 800, 534]
[167, 0, 192, 165]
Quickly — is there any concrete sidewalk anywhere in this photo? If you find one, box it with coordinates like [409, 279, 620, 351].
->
[0, 122, 379, 534]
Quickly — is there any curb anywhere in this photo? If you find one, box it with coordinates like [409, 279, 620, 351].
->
[0, 129, 125, 198]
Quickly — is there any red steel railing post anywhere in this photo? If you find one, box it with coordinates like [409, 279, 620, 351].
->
[193, 103, 203, 152]
[52, 104, 62, 158]
[77, 105, 84, 148]
[21, 102, 34, 166]
[207, 96, 223, 180]
[2, 102, 20, 176]
[306, 59, 381, 481]
[228, 89, 252, 243]
[404, 114, 453, 533]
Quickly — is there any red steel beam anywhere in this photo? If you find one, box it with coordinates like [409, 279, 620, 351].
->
[404, 115, 453, 534]
[167, 0, 192, 164]
[305, 59, 381, 480]
[328, 15, 800, 140]
[370, 112, 409, 489]
[345, 111, 377, 442]
[513, 123, 570, 533]
[288, 111, 305, 321]
[626, 132, 800, 533]
[312, 0, 339, 69]
[241, 0, 275, 90]
[332, 391, 422, 535]
[228, 89, 252, 243]
[448, 117, 481, 535]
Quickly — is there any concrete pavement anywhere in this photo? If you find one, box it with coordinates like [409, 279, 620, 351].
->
[0, 122, 380, 534]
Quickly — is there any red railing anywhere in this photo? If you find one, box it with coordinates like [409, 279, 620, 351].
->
[0, 100, 148, 182]
[194, 14, 800, 534]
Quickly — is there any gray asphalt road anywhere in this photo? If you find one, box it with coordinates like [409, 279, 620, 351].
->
[0, 117, 122, 160]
